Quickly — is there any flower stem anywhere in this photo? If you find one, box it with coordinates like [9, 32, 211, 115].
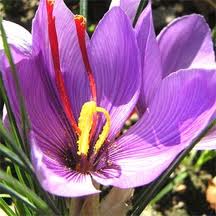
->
[80, 193, 100, 216]
[80, 0, 88, 19]
[133, 0, 148, 27]
[80, 182, 100, 216]
[67, 198, 84, 216]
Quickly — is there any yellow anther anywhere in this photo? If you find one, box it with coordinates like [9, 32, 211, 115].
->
[48, 0, 55, 5]
[94, 107, 111, 153]
[77, 101, 96, 155]
[77, 101, 111, 156]
[74, 15, 86, 28]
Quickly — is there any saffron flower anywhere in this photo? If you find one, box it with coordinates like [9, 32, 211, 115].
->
[1, 0, 216, 197]
[111, 0, 216, 149]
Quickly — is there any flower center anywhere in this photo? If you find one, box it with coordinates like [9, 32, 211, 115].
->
[74, 15, 111, 157]
[46, 1, 111, 168]
[77, 101, 111, 156]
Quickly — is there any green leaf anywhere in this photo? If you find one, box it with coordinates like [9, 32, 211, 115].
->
[0, 183, 37, 210]
[133, 0, 148, 27]
[0, 73, 25, 151]
[195, 150, 216, 168]
[0, 143, 26, 169]
[0, 120, 34, 174]
[0, 170, 52, 215]
[14, 166, 26, 185]
[0, 194, 10, 198]
[14, 199, 34, 216]
[0, 197, 16, 216]
[151, 171, 188, 205]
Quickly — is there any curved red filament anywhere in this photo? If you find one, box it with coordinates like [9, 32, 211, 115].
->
[74, 15, 97, 102]
[46, 0, 81, 135]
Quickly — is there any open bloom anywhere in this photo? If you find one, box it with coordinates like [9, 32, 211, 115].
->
[111, 0, 216, 149]
[1, 0, 216, 197]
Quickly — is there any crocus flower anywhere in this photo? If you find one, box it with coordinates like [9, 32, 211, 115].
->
[1, 0, 216, 197]
[111, 0, 216, 149]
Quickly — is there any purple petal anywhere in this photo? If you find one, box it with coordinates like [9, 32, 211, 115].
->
[108, 69, 216, 188]
[110, 0, 140, 21]
[32, 0, 90, 119]
[31, 0, 48, 57]
[120, 0, 140, 21]
[157, 15, 216, 78]
[0, 20, 32, 65]
[91, 166, 121, 187]
[109, 0, 121, 8]
[31, 138, 99, 197]
[3, 54, 76, 149]
[135, 2, 162, 112]
[2, 52, 108, 196]
[90, 7, 141, 140]
[1, 54, 88, 194]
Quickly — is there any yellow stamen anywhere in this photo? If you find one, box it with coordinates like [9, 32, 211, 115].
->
[77, 101, 111, 156]
[77, 101, 96, 155]
[94, 107, 111, 153]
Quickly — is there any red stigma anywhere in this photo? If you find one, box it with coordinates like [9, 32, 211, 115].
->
[46, 0, 81, 135]
[74, 15, 97, 102]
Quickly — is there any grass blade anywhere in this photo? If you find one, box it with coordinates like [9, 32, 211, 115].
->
[195, 150, 216, 168]
[0, 170, 52, 214]
[0, 18, 30, 156]
[0, 143, 26, 169]
[150, 171, 188, 205]
[0, 73, 25, 151]
[0, 197, 16, 216]
[0, 183, 37, 211]
[0, 119, 33, 173]
[133, 0, 148, 27]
